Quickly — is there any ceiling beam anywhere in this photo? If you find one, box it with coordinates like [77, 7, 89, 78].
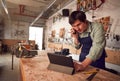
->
[13, 13, 37, 18]
[1, 0, 11, 20]
[30, 0, 57, 26]
[6, 0, 48, 7]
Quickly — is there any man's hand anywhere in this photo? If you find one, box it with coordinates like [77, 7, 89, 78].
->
[73, 58, 92, 72]
[73, 61, 85, 72]
[70, 28, 78, 37]
[70, 28, 79, 45]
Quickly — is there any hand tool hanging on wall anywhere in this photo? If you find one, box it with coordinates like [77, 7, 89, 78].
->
[77, 0, 105, 12]
[91, 0, 105, 10]
[116, 35, 119, 41]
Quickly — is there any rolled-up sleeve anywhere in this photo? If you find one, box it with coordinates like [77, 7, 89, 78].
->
[86, 23, 106, 61]
[72, 39, 81, 49]
[72, 35, 82, 49]
[75, 42, 81, 49]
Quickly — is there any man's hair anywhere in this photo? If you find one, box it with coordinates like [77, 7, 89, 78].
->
[69, 11, 86, 25]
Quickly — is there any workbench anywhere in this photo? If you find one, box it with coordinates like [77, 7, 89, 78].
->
[20, 50, 120, 81]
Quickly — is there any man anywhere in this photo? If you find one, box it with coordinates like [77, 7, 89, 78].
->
[69, 11, 106, 71]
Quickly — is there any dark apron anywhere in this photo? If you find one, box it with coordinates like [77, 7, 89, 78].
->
[79, 33, 106, 69]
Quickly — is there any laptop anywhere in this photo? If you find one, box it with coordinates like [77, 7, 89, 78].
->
[47, 53, 75, 75]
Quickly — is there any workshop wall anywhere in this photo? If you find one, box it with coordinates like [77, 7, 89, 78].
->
[45, 0, 120, 50]
[3, 20, 29, 40]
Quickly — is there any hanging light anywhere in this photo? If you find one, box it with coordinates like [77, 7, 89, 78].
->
[1, 0, 8, 14]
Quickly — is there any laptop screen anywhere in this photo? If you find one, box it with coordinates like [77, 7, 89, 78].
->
[47, 53, 74, 68]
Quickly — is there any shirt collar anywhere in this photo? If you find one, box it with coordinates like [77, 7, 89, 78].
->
[85, 21, 92, 33]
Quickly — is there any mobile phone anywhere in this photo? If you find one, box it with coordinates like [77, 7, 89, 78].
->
[72, 29, 77, 34]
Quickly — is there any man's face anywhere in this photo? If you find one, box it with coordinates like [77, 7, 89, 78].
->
[72, 20, 87, 33]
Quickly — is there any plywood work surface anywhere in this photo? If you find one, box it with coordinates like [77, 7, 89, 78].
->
[20, 50, 120, 81]
[105, 49, 120, 65]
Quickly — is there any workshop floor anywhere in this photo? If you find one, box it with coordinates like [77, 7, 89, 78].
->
[0, 53, 20, 81]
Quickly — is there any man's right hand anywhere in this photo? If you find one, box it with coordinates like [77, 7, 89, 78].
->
[70, 28, 78, 38]
[70, 28, 79, 45]
[73, 61, 85, 72]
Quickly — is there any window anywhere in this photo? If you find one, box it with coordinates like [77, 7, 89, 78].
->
[29, 26, 43, 50]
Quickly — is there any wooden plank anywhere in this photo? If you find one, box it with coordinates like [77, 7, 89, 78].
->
[47, 42, 55, 50]
[47, 43, 120, 65]
[20, 59, 26, 81]
[2, 39, 35, 46]
[63, 44, 77, 54]
[105, 49, 120, 65]
[54, 43, 62, 51]
[20, 50, 120, 81]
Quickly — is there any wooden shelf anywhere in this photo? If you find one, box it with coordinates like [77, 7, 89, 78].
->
[105, 49, 120, 65]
